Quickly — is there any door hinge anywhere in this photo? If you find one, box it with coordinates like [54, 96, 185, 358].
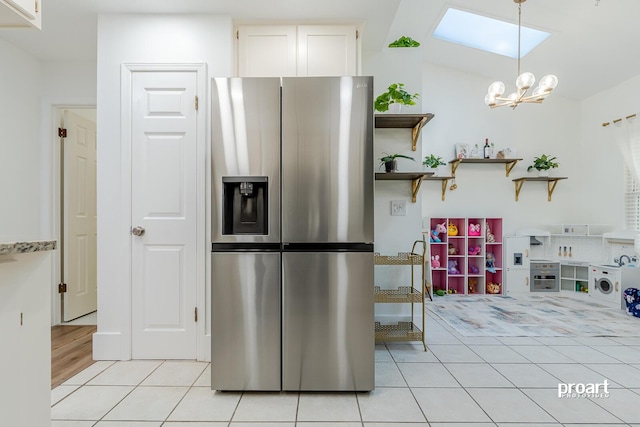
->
[356, 29, 359, 39]
[195, 96, 199, 111]
[58, 283, 67, 293]
[194, 307, 198, 322]
[236, 29, 239, 39]
[58, 127, 67, 138]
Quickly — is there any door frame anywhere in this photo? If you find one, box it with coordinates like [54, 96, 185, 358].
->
[120, 63, 207, 360]
[41, 98, 97, 326]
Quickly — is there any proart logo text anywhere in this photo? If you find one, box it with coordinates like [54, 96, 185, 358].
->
[558, 379, 610, 398]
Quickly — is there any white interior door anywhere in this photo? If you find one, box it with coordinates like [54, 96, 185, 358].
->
[130, 70, 198, 359]
[62, 110, 98, 321]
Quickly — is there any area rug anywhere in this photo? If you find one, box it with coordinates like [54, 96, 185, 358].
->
[426, 294, 640, 337]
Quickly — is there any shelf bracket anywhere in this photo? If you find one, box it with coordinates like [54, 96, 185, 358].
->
[514, 179, 525, 201]
[411, 116, 429, 151]
[505, 160, 519, 176]
[547, 178, 560, 202]
[440, 178, 449, 201]
[411, 176, 425, 203]
[450, 159, 461, 177]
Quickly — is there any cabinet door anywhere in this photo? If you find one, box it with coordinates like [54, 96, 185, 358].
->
[506, 268, 530, 294]
[237, 25, 297, 77]
[5, 0, 35, 18]
[297, 25, 357, 76]
[0, 0, 40, 28]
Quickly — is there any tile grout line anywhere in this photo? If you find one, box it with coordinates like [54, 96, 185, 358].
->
[92, 359, 167, 424]
[160, 361, 209, 424]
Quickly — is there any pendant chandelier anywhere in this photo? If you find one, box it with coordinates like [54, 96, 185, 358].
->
[484, 0, 558, 109]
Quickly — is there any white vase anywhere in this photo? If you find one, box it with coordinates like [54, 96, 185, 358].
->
[387, 103, 402, 114]
[537, 169, 549, 177]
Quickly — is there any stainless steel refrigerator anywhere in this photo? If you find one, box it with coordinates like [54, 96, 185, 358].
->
[211, 76, 374, 392]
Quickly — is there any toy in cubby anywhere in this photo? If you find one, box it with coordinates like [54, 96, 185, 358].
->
[431, 255, 441, 268]
[429, 222, 447, 242]
[486, 269, 503, 295]
[447, 259, 460, 275]
[486, 282, 502, 294]
[468, 245, 481, 255]
[448, 276, 465, 294]
[468, 262, 479, 275]
[485, 218, 502, 243]
[431, 270, 447, 292]
[468, 278, 478, 294]
[446, 218, 466, 237]
[468, 223, 481, 236]
[486, 252, 496, 273]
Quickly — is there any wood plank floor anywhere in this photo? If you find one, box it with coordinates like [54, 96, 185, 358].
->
[51, 324, 96, 389]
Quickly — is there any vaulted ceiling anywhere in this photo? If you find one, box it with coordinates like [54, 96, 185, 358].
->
[1, 0, 638, 101]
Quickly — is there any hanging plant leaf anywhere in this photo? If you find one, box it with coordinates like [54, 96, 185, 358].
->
[388, 36, 421, 48]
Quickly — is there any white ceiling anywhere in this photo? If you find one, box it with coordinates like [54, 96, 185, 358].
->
[1, 0, 638, 101]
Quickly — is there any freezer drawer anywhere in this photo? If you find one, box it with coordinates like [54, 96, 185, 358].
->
[282, 251, 374, 391]
[211, 252, 281, 391]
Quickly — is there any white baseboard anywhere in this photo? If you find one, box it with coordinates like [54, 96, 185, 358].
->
[93, 332, 124, 360]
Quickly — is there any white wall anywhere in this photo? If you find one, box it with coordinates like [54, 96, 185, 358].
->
[95, 14, 233, 360]
[0, 38, 43, 241]
[580, 73, 640, 229]
[0, 37, 52, 418]
[421, 63, 588, 233]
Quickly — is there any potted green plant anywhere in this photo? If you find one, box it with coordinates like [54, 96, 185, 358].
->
[379, 153, 415, 173]
[388, 36, 421, 48]
[422, 154, 447, 176]
[374, 83, 419, 113]
[527, 154, 559, 177]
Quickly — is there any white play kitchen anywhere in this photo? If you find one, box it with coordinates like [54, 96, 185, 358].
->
[428, 219, 640, 309]
[503, 224, 640, 309]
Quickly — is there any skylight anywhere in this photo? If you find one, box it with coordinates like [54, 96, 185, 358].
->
[433, 8, 550, 58]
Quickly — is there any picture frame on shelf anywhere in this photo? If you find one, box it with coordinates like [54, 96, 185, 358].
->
[455, 144, 469, 159]
[497, 147, 517, 159]
[469, 144, 481, 158]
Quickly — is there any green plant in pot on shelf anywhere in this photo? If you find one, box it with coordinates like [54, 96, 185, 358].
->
[374, 83, 419, 113]
[423, 154, 447, 176]
[379, 153, 415, 173]
[527, 154, 559, 177]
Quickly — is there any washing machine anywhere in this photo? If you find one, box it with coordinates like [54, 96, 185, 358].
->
[589, 264, 640, 308]
[589, 264, 622, 306]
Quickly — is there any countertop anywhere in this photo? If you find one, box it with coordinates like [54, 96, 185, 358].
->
[0, 240, 57, 256]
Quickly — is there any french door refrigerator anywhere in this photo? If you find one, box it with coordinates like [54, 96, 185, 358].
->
[211, 76, 374, 392]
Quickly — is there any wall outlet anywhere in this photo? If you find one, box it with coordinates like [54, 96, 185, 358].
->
[391, 200, 406, 216]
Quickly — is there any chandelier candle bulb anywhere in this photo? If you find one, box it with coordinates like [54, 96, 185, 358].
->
[516, 72, 535, 90]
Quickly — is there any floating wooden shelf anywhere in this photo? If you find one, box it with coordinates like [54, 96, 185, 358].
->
[449, 158, 523, 177]
[374, 113, 435, 151]
[512, 177, 568, 201]
[375, 172, 433, 203]
[423, 176, 454, 201]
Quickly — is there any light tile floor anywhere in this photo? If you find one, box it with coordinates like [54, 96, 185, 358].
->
[52, 306, 640, 426]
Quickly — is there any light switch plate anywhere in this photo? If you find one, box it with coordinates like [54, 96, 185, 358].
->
[391, 200, 406, 216]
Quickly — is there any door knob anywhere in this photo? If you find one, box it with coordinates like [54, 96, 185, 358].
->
[131, 226, 145, 236]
